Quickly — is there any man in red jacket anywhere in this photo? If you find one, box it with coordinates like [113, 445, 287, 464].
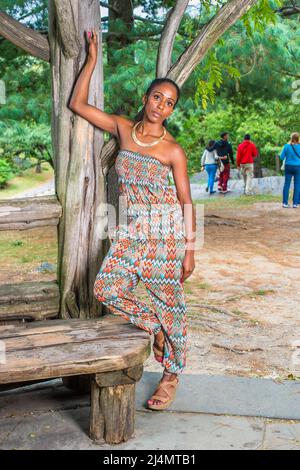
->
[236, 134, 258, 195]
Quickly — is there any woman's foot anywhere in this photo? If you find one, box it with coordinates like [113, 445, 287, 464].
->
[153, 331, 164, 363]
[147, 370, 179, 409]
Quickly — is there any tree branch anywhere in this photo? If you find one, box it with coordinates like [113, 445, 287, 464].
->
[101, 15, 165, 25]
[0, 10, 50, 61]
[99, 1, 119, 15]
[276, 5, 300, 17]
[157, 0, 189, 77]
[275, 68, 300, 79]
[167, 0, 258, 87]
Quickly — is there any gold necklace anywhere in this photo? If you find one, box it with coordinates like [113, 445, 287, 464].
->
[131, 121, 166, 148]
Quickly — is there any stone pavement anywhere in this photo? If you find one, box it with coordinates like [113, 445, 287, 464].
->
[0, 372, 299, 450]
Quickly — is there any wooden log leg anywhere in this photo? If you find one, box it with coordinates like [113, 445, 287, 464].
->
[89, 365, 143, 444]
[90, 378, 104, 442]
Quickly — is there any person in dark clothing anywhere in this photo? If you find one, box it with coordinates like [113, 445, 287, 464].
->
[215, 132, 234, 193]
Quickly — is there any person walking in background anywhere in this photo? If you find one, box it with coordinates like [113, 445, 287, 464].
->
[215, 132, 234, 194]
[280, 132, 300, 208]
[201, 140, 218, 194]
[236, 134, 258, 195]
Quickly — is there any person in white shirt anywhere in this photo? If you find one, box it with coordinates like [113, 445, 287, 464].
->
[201, 140, 219, 194]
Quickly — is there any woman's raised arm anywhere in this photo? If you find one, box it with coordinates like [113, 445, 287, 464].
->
[69, 28, 120, 137]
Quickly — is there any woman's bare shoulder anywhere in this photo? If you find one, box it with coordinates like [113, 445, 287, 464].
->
[165, 137, 187, 165]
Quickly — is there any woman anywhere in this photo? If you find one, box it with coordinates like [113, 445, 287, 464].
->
[69, 29, 196, 410]
[201, 140, 218, 194]
[280, 132, 300, 208]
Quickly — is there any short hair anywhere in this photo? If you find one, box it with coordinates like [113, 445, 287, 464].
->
[244, 134, 251, 140]
[220, 132, 228, 138]
[290, 132, 299, 144]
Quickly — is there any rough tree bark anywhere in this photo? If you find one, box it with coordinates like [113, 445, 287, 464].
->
[48, 0, 107, 319]
[0, 10, 50, 61]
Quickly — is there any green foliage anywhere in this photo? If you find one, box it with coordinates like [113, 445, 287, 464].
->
[243, 0, 282, 35]
[0, 0, 48, 30]
[0, 55, 51, 124]
[103, 40, 158, 118]
[0, 158, 14, 188]
[175, 98, 296, 174]
[0, 121, 53, 174]
[194, 51, 240, 109]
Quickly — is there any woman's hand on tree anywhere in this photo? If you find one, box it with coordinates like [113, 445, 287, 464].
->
[87, 28, 98, 66]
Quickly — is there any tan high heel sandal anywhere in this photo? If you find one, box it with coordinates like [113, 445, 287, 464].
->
[147, 373, 179, 411]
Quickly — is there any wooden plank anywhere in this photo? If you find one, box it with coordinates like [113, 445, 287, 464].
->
[0, 315, 137, 339]
[0, 281, 59, 322]
[0, 338, 151, 383]
[0, 195, 62, 230]
[4, 327, 149, 352]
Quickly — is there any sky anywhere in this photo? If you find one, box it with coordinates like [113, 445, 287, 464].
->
[100, 1, 201, 19]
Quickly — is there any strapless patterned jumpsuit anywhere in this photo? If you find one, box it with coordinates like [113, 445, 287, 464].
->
[93, 149, 188, 375]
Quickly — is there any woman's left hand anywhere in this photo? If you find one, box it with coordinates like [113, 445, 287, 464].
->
[180, 252, 195, 283]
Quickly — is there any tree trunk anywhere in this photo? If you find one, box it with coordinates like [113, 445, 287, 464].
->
[35, 162, 42, 173]
[48, 0, 107, 319]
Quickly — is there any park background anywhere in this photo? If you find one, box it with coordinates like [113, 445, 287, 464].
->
[0, 0, 299, 190]
[1, 0, 300, 371]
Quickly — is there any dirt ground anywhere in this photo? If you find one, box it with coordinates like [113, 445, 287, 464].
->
[142, 201, 300, 380]
[1, 200, 300, 380]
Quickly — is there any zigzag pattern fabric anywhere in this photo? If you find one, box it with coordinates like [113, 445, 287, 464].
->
[94, 149, 188, 375]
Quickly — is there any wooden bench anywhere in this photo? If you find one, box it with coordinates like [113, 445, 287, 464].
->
[0, 314, 151, 444]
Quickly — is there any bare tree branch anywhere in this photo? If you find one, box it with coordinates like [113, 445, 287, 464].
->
[0, 10, 50, 61]
[157, 0, 189, 77]
[101, 15, 164, 24]
[275, 69, 300, 79]
[100, 1, 119, 15]
[276, 5, 300, 17]
[167, 0, 258, 87]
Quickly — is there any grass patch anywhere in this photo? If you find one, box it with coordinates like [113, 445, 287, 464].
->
[0, 228, 57, 270]
[252, 289, 275, 296]
[0, 163, 54, 199]
[194, 194, 281, 210]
